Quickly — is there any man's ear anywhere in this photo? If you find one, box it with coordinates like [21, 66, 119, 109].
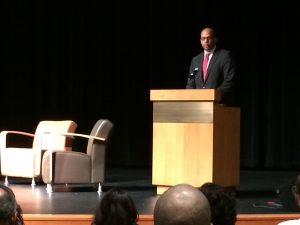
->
[215, 37, 218, 45]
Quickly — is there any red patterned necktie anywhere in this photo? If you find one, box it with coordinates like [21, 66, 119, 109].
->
[202, 52, 210, 80]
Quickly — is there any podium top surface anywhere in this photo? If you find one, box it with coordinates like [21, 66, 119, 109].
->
[150, 89, 220, 101]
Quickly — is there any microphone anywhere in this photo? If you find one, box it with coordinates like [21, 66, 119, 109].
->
[188, 68, 199, 78]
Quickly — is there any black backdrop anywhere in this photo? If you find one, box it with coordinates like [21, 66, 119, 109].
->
[1, 1, 300, 170]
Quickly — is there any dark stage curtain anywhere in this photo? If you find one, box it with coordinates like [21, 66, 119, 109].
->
[1, 1, 299, 170]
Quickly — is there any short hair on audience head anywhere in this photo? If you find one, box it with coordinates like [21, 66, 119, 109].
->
[0, 184, 25, 225]
[154, 183, 211, 225]
[294, 173, 300, 195]
[200, 182, 237, 225]
[92, 187, 138, 225]
[292, 173, 300, 209]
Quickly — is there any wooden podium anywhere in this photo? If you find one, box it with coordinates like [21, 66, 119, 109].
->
[150, 89, 240, 194]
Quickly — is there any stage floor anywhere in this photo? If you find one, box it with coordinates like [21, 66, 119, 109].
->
[1, 168, 300, 215]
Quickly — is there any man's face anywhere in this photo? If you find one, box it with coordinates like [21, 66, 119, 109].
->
[200, 29, 217, 51]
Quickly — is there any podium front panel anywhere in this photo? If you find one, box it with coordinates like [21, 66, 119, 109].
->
[152, 123, 214, 186]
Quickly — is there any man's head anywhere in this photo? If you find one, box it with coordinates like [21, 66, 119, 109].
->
[154, 183, 211, 225]
[200, 27, 217, 52]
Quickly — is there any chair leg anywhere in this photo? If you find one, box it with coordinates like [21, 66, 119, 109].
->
[97, 183, 102, 194]
[31, 178, 36, 186]
[4, 176, 9, 186]
[46, 184, 53, 193]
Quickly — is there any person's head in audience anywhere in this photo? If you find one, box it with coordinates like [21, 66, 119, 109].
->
[92, 187, 138, 225]
[292, 173, 300, 208]
[0, 184, 25, 225]
[154, 183, 211, 225]
[278, 174, 300, 225]
[200, 182, 237, 225]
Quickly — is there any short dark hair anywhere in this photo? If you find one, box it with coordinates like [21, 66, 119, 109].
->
[200, 182, 237, 225]
[200, 26, 218, 37]
[0, 184, 24, 225]
[294, 174, 300, 195]
[92, 188, 138, 225]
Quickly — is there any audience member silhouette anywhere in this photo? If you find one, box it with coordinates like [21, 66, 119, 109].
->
[292, 174, 300, 209]
[154, 183, 211, 225]
[0, 184, 25, 225]
[200, 182, 237, 225]
[278, 174, 300, 225]
[91, 187, 139, 225]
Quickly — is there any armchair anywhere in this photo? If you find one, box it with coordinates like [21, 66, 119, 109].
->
[0, 120, 77, 185]
[41, 119, 114, 193]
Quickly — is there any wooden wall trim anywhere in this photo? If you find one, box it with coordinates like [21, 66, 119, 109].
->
[23, 214, 300, 225]
[23, 214, 93, 221]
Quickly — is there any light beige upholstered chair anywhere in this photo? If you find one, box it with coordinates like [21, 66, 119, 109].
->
[0, 120, 77, 185]
[42, 119, 114, 193]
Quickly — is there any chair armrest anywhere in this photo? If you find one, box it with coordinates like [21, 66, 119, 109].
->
[0, 131, 35, 150]
[50, 132, 105, 142]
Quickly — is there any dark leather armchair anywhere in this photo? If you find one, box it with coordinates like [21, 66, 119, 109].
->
[41, 119, 114, 193]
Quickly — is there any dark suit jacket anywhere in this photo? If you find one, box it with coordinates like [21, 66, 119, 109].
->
[186, 48, 237, 105]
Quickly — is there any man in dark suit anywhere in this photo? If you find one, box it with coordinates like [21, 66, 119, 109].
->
[186, 27, 237, 105]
